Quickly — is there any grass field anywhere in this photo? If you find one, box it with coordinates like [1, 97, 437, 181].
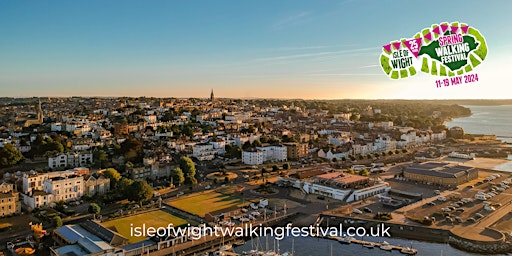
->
[166, 189, 244, 217]
[103, 210, 187, 243]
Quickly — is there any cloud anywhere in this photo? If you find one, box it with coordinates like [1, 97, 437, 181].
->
[271, 11, 314, 30]
[252, 47, 379, 63]
[358, 64, 380, 68]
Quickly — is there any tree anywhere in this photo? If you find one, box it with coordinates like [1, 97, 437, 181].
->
[103, 168, 121, 188]
[332, 158, 338, 163]
[119, 137, 143, 163]
[388, 150, 394, 156]
[171, 167, 185, 185]
[224, 176, 229, 184]
[0, 144, 23, 168]
[402, 148, 408, 153]
[347, 168, 355, 174]
[127, 180, 153, 206]
[179, 157, 197, 185]
[272, 164, 279, 172]
[261, 167, 267, 183]
[93, 149, 108, 168]
[88, 203, 101, 219]
[252, 140, 262, 147]
[53, 216, 63, 228]
[118, 177, 134, 199]
[282, 162, 290, 170]
[359, 168, 369, 176]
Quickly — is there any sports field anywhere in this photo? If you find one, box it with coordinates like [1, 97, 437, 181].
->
[166, 189, 244, 217]
[103, 210, 187, 243]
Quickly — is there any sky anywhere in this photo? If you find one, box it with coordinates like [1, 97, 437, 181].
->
[0, 0, 511, 99]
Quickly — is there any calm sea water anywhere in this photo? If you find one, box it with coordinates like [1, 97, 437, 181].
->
[232, 236, 490, 256]
[446, 105, 512, 142]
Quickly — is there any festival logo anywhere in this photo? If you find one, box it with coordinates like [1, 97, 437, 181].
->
[379, 22, 487, 86]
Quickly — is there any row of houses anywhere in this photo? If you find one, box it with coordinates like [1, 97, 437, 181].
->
[22, 168, 110, 210]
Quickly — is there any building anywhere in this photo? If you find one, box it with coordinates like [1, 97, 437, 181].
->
[242, 148, 264, 165]
[84, 175, 110, 196]
[283, 143, 308, 160]
[449, 126, 465, 139]
[404, 162, 478, 186]
[279, 168, 390, 202]
[51, 220, 127, 256]
[210, 89, 215, 102]
[48, 152, 93, 169]
[44, 175, 84, 202]
[0, 182, 21, 217]
[256, 145, 287, 163]
[192, 143, 216, 161]
[23, 190, 53, 210]
[22, 170, 88, 209]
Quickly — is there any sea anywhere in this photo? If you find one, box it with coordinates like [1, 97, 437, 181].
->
[446, 105, 512, 143]
[232, 105, 512, 256]
[446, 104, 512, 172]
[232, 235, 485, 256]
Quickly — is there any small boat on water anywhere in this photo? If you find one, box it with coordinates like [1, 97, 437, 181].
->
[363, 243, 375, 249]
[338, 236, 355, 244]
[234, 240, 245, 246]
[400, 247, 418, 255]
[380, 241, 393, 251]
[219, 244, 233, 251]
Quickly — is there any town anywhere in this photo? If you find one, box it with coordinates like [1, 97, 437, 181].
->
[1, 94, 511, 255]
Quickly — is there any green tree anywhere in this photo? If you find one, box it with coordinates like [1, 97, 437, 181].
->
[179, 157, 197, 185]
[88, 203, 101, 219]
[53, 216, 63, 228]
[388, 150, 394, 156]
[261, 167, 267, 183]
[103, 168, 121, 188]
[171, 167, 185, 185]
[93, 149, 108, 168]
[118, 178, 134, 198]
[252, 140, 262, 147]
[119, 137, 143, 163]
[0, 144, 23, 168]
[347, 168, 355, 174]
[359, 168, 369, 176]
[282, 162, 290, 170]
[127, 180, 154, 206]
[402, 148, 408, 153]
[272, 164, 279, 172]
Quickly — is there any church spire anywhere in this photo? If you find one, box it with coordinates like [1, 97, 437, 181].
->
[210, 89, 215, 102]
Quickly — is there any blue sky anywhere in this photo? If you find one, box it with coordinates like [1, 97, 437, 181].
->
[0, 0, 510, 99]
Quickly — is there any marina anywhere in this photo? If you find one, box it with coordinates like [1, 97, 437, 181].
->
[327, 236, 418, 255]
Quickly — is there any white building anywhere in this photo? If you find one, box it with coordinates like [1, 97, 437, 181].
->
[256, 145, 288, 163]
[242, 149, 264, 165]
[48, 152, 93, 169]
[192, 143, 217, 161]
[23, 191, 53, 209]
[43, 175, 84, 202]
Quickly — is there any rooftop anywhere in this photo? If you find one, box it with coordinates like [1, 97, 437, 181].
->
[405, 162, 477, 178]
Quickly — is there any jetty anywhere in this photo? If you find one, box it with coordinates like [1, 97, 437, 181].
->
[326, 236, 418, 254]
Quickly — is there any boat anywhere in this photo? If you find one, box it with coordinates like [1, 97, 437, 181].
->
[400, 247, 418, 255]
[363, 243, 375, 249]
[234, 240, 245, 246]
[219, 244, 233, 251]
[380, 241, 393, 251]
[338, 236, 354, 244]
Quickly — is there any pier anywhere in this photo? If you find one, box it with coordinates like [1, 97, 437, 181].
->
[325, 236, 418, 254]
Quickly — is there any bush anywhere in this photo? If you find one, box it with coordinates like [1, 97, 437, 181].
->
[374, 212, 393, 220]
[53, 216, 63, 228]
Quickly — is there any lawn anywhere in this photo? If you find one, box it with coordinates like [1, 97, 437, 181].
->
[166, 189, 244, 217]
[103, 210, 187, 243]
